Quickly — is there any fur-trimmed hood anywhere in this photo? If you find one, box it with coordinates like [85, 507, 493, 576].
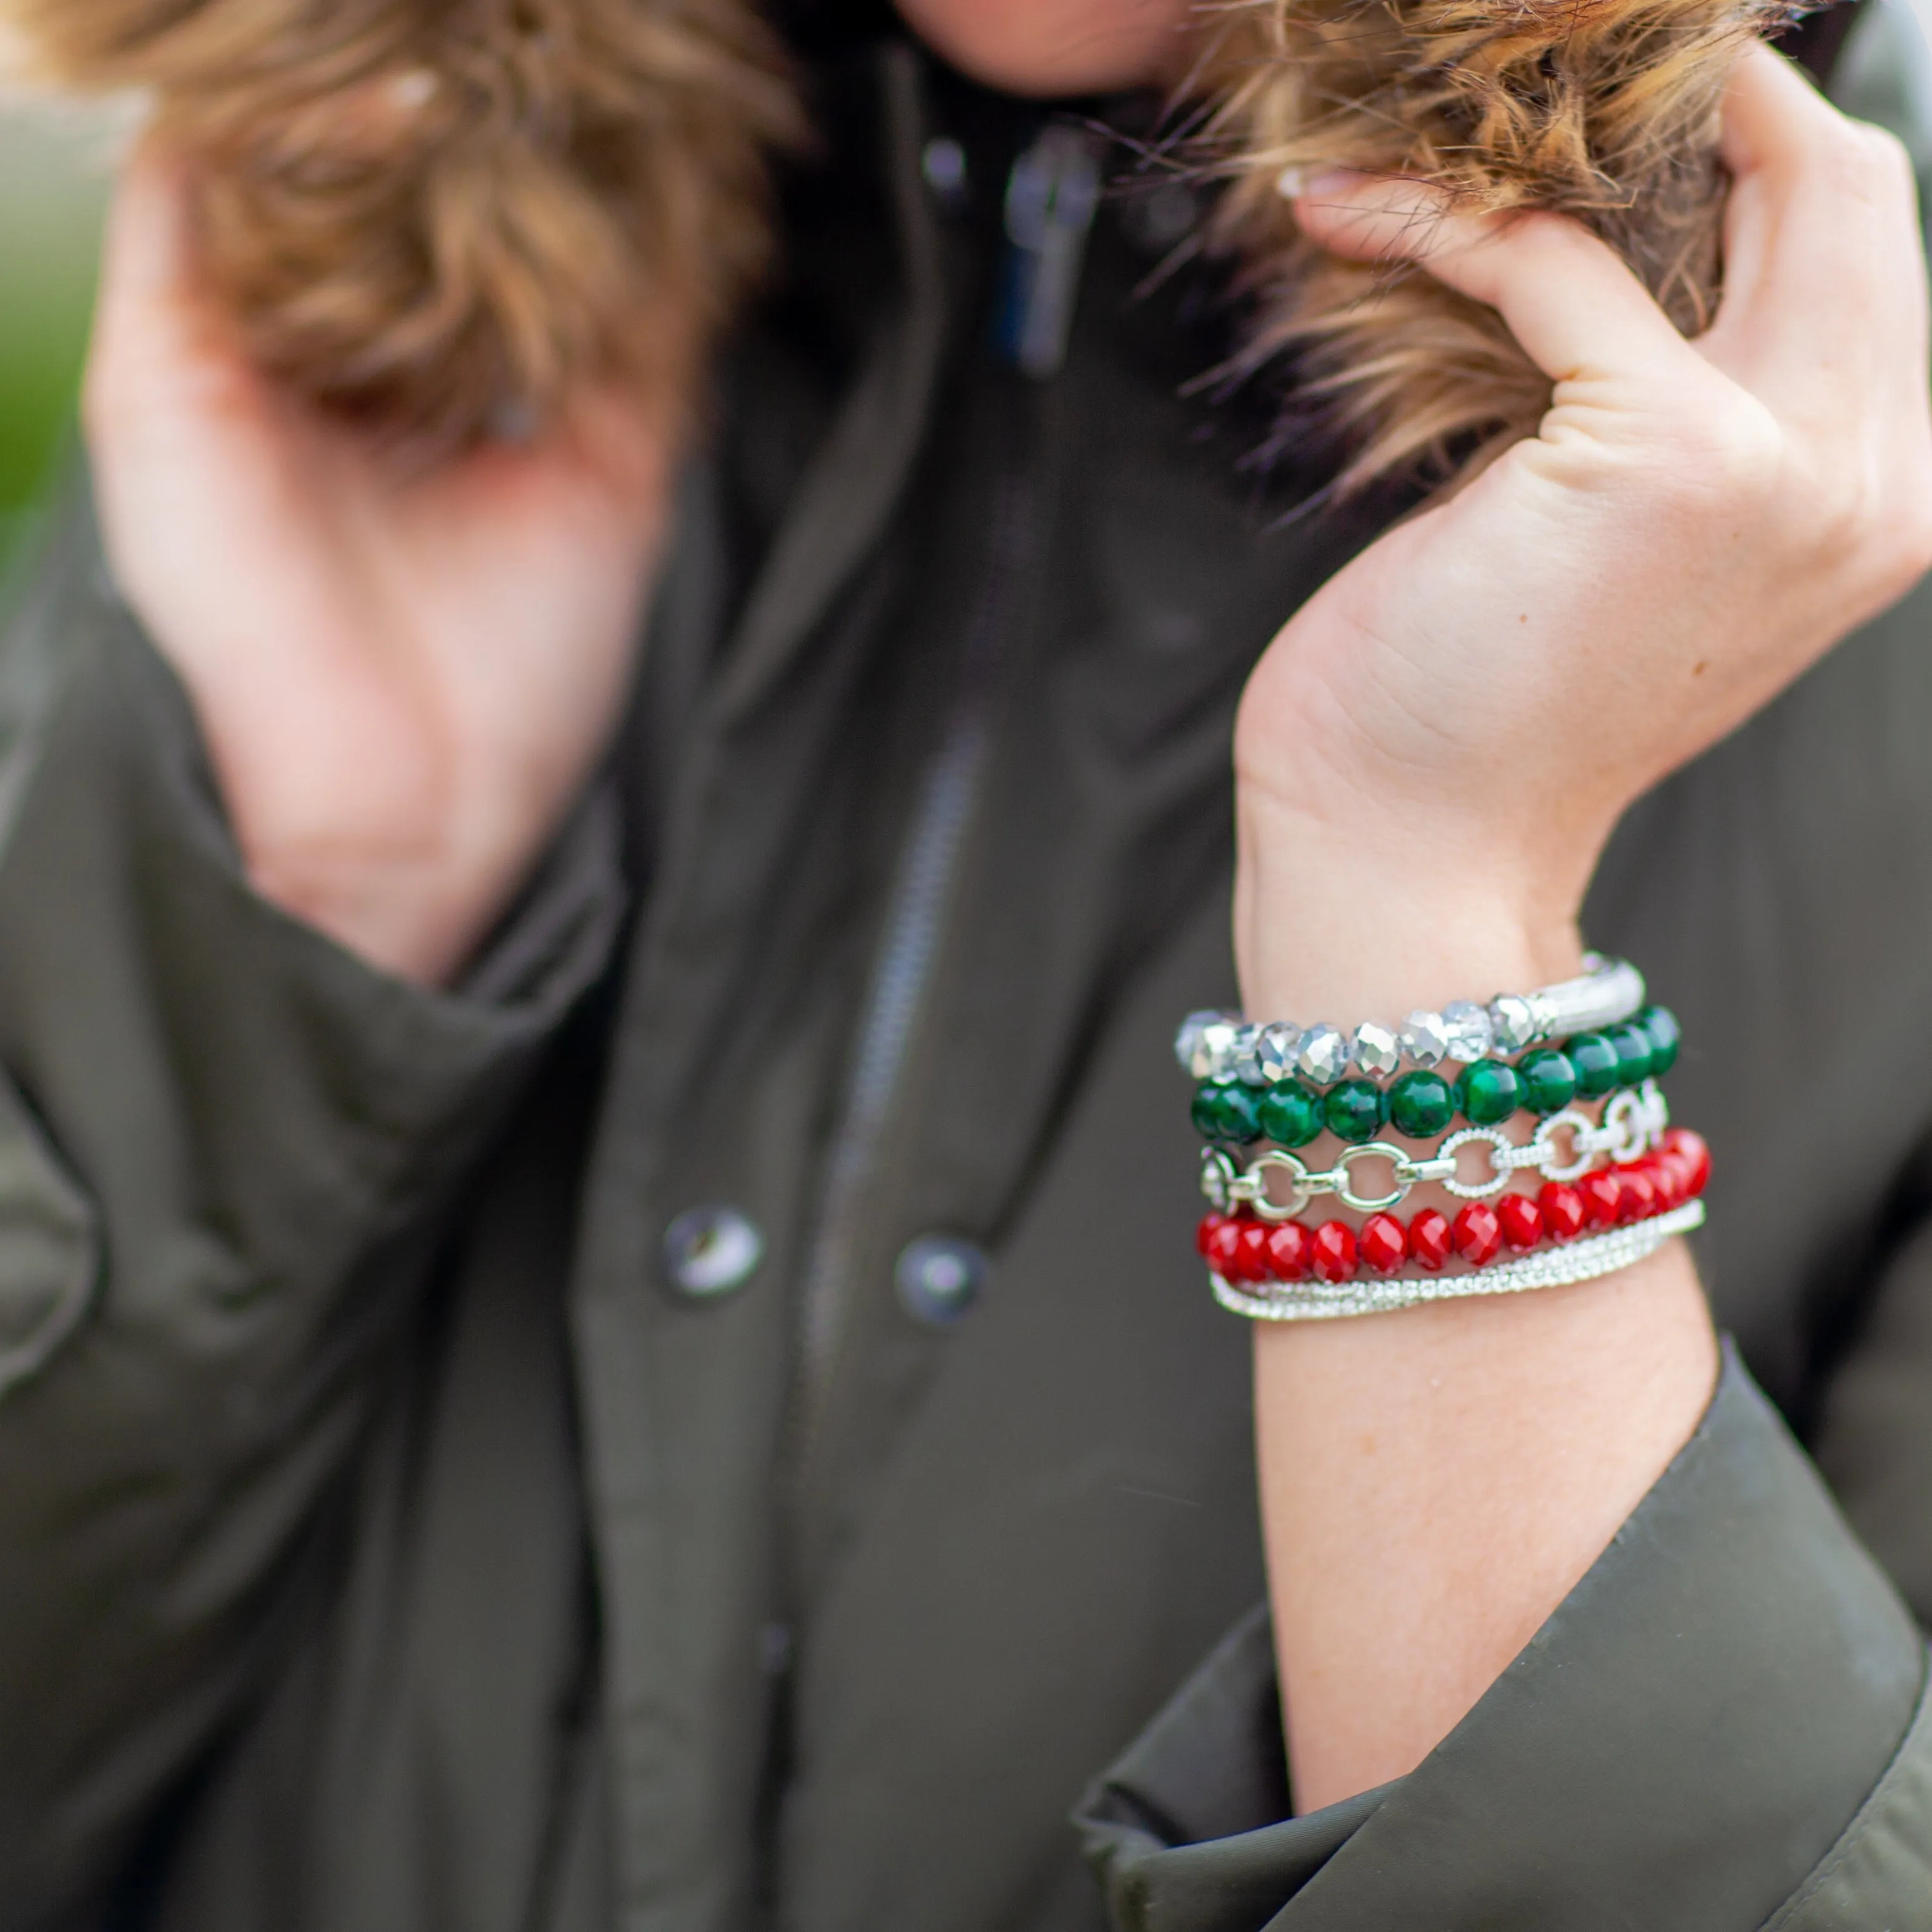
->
[0, 0, 1807, 488]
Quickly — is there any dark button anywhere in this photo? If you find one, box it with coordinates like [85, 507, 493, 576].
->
[895, 1235, 988, 1326]
[662, 1205, 764, 1299]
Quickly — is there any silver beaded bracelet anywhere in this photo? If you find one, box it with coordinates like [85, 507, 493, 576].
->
[1210, 1199, 1706, 1321]
[1176, 953, 1645, 1087]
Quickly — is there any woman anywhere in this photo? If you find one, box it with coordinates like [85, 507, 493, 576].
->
[1, 0, 1930, 1925]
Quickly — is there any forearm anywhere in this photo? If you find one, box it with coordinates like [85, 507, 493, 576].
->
[1256, 1254, 1715, 1810]
[1236, 789, 1719, 1811]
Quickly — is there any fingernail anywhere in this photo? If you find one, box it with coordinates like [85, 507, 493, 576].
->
[1276, 165, 1360, 203]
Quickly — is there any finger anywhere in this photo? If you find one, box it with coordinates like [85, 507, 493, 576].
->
[1289, 172, 1707, 398]
[86, 150, 179, 428]
[86, 143, 262, 430]
[1719, 37, 1866, 188]
[94, 145, 198, 331]
[1702, 43, 1928, 418]
[89, 147, 197, 396]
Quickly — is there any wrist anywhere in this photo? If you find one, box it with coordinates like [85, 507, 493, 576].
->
[1233, 783, 1592, 1025]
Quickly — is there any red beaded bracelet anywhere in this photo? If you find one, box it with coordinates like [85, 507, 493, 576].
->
[1197, 1129, 1709, 1287]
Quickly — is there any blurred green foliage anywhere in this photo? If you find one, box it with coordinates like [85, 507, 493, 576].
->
[0, 107, 111, 527]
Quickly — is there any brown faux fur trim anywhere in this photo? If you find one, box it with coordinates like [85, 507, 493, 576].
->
[2, 0, 802, 458]
[1195, 0, 1800, 496]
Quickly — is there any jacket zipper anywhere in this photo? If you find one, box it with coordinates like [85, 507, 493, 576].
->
[784, 121, 1104, 1545]
[791, 469, 1033, 1460]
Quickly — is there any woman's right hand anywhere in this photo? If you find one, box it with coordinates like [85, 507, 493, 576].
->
[85, 151, 677, 988]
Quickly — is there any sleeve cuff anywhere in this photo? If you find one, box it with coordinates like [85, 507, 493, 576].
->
[0, 518, 629, 1378]
[92, 573, 629, 1038]
[1077, 1343, 1928, 1931]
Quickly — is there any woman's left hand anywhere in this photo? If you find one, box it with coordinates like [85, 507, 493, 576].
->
[1237, 42, 1932, 1819]
[1237, 42, 1932, 1026]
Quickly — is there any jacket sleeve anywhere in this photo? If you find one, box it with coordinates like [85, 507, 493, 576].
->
[0, 489, 626, 1924]
[1074, 1343, 1932, 1932]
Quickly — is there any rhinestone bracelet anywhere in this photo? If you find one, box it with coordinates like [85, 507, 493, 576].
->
[1176, 953, 1646, 1086]
[1190, 1008, 1679, 1148]
[1210, 1201, 1707, 1322]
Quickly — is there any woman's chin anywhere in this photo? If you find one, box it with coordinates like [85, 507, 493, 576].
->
[891, 0, 1192, 96]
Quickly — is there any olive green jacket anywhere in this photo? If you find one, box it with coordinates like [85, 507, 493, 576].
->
[5, 17, 1932, 1931]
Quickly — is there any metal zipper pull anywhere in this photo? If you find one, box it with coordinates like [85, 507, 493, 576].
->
[997, 124, 1104, 379]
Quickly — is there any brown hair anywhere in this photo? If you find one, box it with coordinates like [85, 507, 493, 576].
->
[1195, 0, 1796, 495]
[3, 0, 1792, 486]
[3, 0, 801, 458]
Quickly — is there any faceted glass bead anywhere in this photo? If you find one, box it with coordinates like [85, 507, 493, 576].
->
[1649, 1153, 1682, 1209]
[1388, 1070, 1454, 1139]
[1452, 1202, 1502, 1266]
[1409, 1208, 1451, 1271]
[1487, 993, 1539, 1055]
[1498, 1192, 1544, 1252]
[1297, 1022, 1349, 1086]
[1455, 1059, 1524, 1127]
[1191, 1082, 1225, 1139]
[1663, 1127, 1711, 1197]
[1350, 1021, 1402, 1079]
[1235, 1221, 1272, 1282]
[1323, 1079, 1388, 1144]
[1608, 1022, 1654, 1088]
[1203, 1082, 1262, 1143]
[1311, 1220, 1359, 1283]
[1517, 1048, 1577, 1116]
[1579, 1169, 1623, 1228]
[1254, 1021, 1302, 1084]
[1360, 1213, 1407, 1273]
[1619, 1165, 1657, 1223]
[1186, 1012, 1242, 1082]
[1567, 1031, 1621, 1099]
[1195, 1214, 1227, 1258]
[1232, 1025, 1267, 1087]
[1539, 1182, 1586, 1242]
[1400, 1009, 1452, 1068]
[1175, 1013, 1203, 1076]
[1205, 1218, 1244, 1275]
[1640, 1005, 1682, 1077]
[1175, 1009, 1221, 1076]
[1258, 1081, 1323, 1149]
[1441, 999, 1494, 1063]
[1265, 1222, 1311, 1282]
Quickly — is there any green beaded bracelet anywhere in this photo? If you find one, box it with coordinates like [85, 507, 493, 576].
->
[1191, 1006, 1679, 1148]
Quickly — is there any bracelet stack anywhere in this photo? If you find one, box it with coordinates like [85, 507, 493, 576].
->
[1175, 957, 1709, 1320]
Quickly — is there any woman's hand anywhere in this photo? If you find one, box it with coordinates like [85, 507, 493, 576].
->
[1238, 44, 1932, 1026]
[86, 152, 676, 988]
[1238, 46, 1932, 1814]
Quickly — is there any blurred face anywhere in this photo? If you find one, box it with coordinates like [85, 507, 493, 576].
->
[893, 0, 1197, 95]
